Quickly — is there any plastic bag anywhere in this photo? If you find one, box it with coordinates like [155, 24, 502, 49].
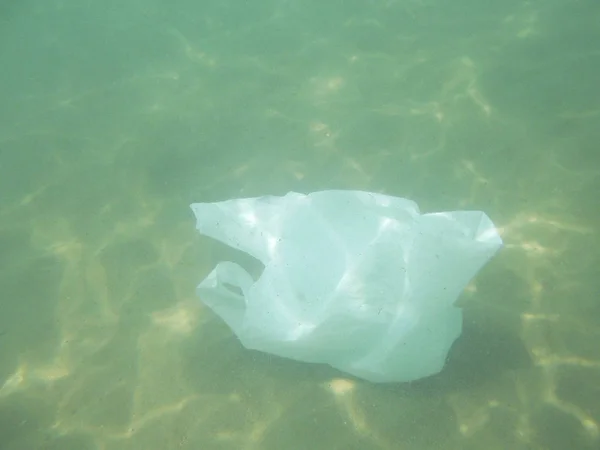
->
[190, 190, 503, 383]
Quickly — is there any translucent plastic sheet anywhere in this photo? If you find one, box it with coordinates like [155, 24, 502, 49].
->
[191, 190, 503, 382]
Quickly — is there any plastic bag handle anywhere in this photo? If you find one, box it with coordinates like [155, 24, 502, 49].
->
[196, 261, 254, 331]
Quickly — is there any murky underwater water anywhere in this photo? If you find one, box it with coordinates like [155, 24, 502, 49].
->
[1, 0, 599, 449]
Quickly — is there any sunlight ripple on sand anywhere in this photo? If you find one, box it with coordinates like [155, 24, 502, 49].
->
[151, 302, 199, 336]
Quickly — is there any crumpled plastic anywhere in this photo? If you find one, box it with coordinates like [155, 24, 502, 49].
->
[190, 190, 503, 383]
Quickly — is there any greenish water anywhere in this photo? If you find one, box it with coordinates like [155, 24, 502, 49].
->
[1, 0, 599, 449]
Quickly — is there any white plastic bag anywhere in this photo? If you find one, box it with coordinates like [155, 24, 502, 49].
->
[190, 190, 502, 383]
